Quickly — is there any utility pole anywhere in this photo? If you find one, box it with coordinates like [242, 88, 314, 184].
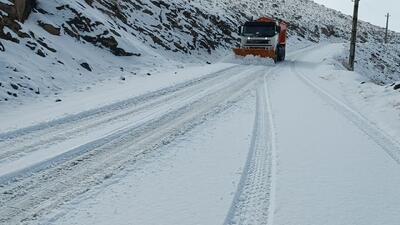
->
[349, 0, 360, 71]
[385, 13, 390, 44]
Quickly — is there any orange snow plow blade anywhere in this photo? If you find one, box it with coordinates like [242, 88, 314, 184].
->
[233, 48, 276, 59]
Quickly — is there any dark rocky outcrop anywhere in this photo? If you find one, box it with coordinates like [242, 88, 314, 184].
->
[15, 0, 36, 22]
[0, 0, 36, 23]
[36, 49, 45, 57]
[10, 83, 19, 90]
[80, 62, 92, 71]
[0, 0, 34, 44]
[0, 41, 4, 51]
[57, 3, 137, 56]
[38, 21, 61, 36]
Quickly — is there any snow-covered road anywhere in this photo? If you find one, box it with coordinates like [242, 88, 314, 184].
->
[1, 44, 399, 225]
[270, 47, 400, 225]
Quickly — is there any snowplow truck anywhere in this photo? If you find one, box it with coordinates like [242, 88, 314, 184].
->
[234, 17, 287, 63]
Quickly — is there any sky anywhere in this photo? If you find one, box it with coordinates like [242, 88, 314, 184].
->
[312, 0, 400, 32]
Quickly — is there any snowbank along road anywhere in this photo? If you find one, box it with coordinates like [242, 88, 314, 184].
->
[1, 44, 400, 225]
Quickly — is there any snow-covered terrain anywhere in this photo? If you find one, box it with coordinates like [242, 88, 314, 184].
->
[1, 0, 400, 225]
[1, 43, 400, 225]
[1, 0, 400, 106]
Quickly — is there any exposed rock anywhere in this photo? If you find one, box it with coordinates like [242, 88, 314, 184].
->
[37, 39, 56, 52]
[26, 41, 37, 50]
[82, 34, 137, 56]
[0, 2, 17, 18]
[38, 21, 61, 36]
[15, 0, 36, 22]
[320, 25, 337, 38]
[142, 9, 153, 16]
[394, 84, 400, 90]
[0, 1, 32, 43]
[0, 20, 20, 43]
[7, 91, 17, 97]
[111, 47, 138, 56]
[62, 24, 80, 39]
[10, 83, 19, 90]
[80, 62, 92, 71]
[36, 49, 45, 57]
[0, 41, 4, 51]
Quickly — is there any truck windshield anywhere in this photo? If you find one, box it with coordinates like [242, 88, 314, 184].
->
[242, 22, 277, 37]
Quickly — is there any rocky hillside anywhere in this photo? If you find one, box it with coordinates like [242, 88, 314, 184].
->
[0, 0, 399, 104]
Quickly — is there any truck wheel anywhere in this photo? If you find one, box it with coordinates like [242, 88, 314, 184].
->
[276, 45, 285, 62]
[274, 47, 279, 63]
[280, 45, 286, 61]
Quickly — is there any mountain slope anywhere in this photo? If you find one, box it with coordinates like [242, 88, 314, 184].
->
[0, 0, 399, 104]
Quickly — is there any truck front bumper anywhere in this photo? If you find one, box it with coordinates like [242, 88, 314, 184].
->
[233, 48, 276, 59]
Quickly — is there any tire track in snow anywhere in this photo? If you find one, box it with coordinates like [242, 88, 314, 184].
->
[223, 70, 277, 225]
[263, 74, 278, 225]
[0, 66, 249, 177]
[292, 61, 400, 165]
[0, 67, 263, 224]
[0, 66, 259, 184]
[0, 66, 241, 141]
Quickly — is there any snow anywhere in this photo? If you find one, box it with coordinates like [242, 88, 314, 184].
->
[295, 43, 400, 159]
[0, 44, 397, 225]
[267, 52, 400, 225]
[0, 63, 255, 183]
[1, 0, 400, 223]
[35, 92, 256, 225]
[1, 0, 400, 107]
[0, 60, 267, 223]
[0, 62, 235, 133]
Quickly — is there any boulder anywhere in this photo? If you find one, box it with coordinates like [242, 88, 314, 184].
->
[14, 0, 36, 22]
[38, 21, 61, 36]
[80, 62, 92, 71]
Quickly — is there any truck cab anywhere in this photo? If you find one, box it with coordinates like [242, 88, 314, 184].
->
[235, 17, 287, 62]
